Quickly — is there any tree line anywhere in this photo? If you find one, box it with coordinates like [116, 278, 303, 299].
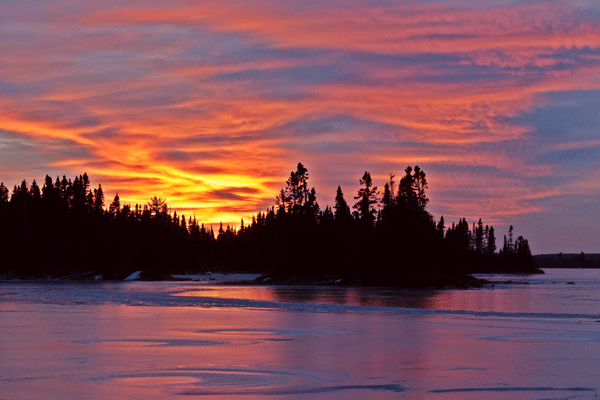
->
[0, 164, 536, 284]
[533, 253, 600, 269]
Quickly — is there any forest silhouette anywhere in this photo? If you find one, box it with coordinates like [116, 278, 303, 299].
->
[0, 164, 537, 286]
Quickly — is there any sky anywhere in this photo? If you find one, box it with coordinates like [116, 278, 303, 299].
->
[1, 0, 600, 254]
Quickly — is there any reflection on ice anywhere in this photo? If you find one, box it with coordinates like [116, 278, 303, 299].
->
[430, 387, 598, 395]
[4, 280, 600, 321]
[194, 328, 362, 337]
[80, 367, 406, 396]
[1, 269, 599, 399]
[72, 338, 228, 347]
[477, 331, 600, 343]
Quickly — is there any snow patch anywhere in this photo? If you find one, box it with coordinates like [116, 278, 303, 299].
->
[171, 273, 260, 283]
[124, 271, 142, 281]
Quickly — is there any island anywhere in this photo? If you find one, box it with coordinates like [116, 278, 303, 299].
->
[0, 164, 539, 286]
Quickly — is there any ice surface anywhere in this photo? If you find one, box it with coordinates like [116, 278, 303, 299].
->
[1, 269, 599, 399]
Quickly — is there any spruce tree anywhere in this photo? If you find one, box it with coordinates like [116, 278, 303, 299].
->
[487, 226, 496, 255]
[353, 171, 378, 228]
[109, 193, 121, 217]
[333, 186, 351, 222]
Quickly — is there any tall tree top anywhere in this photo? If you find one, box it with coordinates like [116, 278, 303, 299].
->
[277, 162, 313, 215]
[353, 171, 379, 227]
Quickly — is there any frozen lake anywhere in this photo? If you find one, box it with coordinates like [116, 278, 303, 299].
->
[1, 269, 599, 399]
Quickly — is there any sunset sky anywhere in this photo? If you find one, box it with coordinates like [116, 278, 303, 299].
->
[2, 0, 600, 253]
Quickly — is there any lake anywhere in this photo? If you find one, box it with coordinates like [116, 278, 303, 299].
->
[1, 269, 599, 399]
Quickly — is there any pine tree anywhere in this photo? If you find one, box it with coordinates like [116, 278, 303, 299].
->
[353, 171, 378, 228]
[436, 216, 445, 241]
[379, 182, 393, 225]
[109, 193, 121, 217]
[0, 182, 9, 203]
[86, 190, 94, 212]
[413, 166, 429, 211]
[397, 166, 428, 213]
[82, 173, 90, 193]
[475, 218, 484, 254]
[487, 226, 496, 255]
[148, 196, 167, 217]
[277, 162, 310, 214]
[306, 187, 320, 219]
[333, 186, 351, 222]
[93, 184, 104, 214]
[0, 182, 9, 227]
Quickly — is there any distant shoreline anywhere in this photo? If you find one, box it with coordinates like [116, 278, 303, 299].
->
[533, 254, 600, 269]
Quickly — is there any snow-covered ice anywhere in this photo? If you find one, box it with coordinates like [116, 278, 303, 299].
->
[124, 270, 142, 281]
[1, 269, 599, 399]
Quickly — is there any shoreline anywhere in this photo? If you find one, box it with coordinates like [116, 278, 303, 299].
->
[1, 270, 545, 290]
